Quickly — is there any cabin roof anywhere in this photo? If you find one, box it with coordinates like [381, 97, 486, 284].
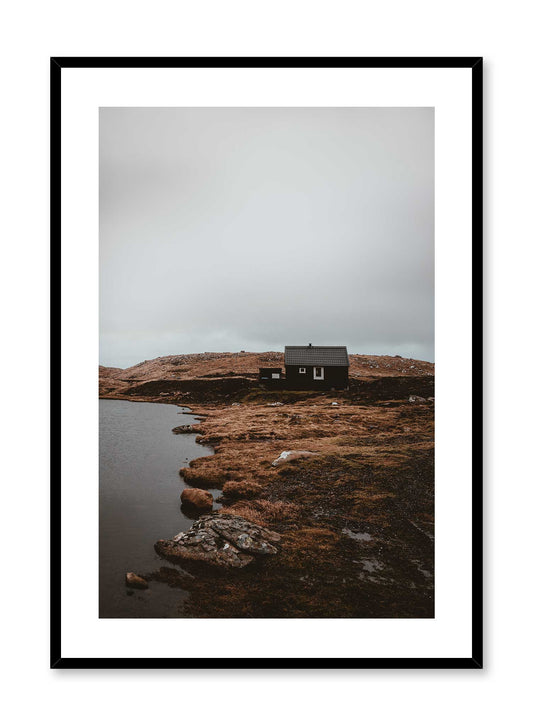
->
[284, 345, 349, 367]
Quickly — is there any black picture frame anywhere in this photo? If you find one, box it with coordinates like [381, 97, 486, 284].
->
[50, 56, 483, 669]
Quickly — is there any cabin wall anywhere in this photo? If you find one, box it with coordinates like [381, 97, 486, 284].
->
[285, 365, 349, 390]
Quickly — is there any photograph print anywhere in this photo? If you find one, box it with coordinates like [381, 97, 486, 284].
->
[99, 105, 435, 620]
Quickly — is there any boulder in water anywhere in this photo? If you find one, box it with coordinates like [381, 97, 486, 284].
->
[181, 487, 213, 512]
[172, 424, 194, 434]
[155, 513, 281, 569]
[125, 572, 149, 589]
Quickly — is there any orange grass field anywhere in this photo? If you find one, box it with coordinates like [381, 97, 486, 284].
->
[100, 352, 434, 618]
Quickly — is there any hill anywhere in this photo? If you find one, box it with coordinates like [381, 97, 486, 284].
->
[99, 350, 434, 402]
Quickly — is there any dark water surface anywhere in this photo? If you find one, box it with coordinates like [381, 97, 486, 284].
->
[99, 399, 215, 618]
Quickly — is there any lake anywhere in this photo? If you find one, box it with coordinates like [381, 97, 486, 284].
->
[99, 399, 215, 618]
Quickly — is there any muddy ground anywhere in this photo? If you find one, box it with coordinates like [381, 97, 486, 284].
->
[100, 353, 434, 618]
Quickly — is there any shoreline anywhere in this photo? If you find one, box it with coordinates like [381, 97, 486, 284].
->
[100, 375, 435, 618]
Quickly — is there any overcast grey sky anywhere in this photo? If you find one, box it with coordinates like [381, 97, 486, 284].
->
[100, 107, 434, 368]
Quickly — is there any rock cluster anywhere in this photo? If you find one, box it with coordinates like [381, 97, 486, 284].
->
[155, 513, 281, 569]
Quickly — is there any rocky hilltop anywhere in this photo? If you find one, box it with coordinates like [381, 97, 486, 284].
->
[100, 350, 434, 403]
[100, 351, 434, 618]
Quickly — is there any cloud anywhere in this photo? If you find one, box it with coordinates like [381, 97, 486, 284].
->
[100, 107, 434, 367]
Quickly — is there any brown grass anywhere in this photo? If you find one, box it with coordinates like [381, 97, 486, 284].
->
[172, 397, 434, 497]
[222, 480, 263, 499]
[179, 467, 226, 488]
[280, 527, 341, 568]
[101, 352, 435, 619]
[285, 527, 339, 551]
[221, 498, 301, 526]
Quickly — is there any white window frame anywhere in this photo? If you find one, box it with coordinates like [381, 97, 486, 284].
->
[313, 366, 324, 380]
[299, 367, 306, 374]
[271, 373, 280, 379]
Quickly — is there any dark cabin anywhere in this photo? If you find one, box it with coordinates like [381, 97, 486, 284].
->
[284, 344, 350, 390]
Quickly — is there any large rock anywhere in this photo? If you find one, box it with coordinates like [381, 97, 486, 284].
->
[272, 450, 316, 466]
[209, 515, 280, 555]
[125, 572, 149, 589]
[172, 424, 194, 434]
[180, 488, 213, 511]
[154, 513, 281, 569]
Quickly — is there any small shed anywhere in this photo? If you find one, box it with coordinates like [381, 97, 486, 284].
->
[284, 344, 349, 390]
[259, 367, 283, 381]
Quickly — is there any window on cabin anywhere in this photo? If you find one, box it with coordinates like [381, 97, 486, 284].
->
[299, 367, 306, 373]
[313, 366, 324, 380]
[272, 373, 280, 379]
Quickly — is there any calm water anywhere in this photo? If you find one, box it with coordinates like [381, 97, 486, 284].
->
[99, 399, 215, 618]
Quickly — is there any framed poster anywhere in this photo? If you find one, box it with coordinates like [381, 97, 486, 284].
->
[51, 57, 482, 668]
